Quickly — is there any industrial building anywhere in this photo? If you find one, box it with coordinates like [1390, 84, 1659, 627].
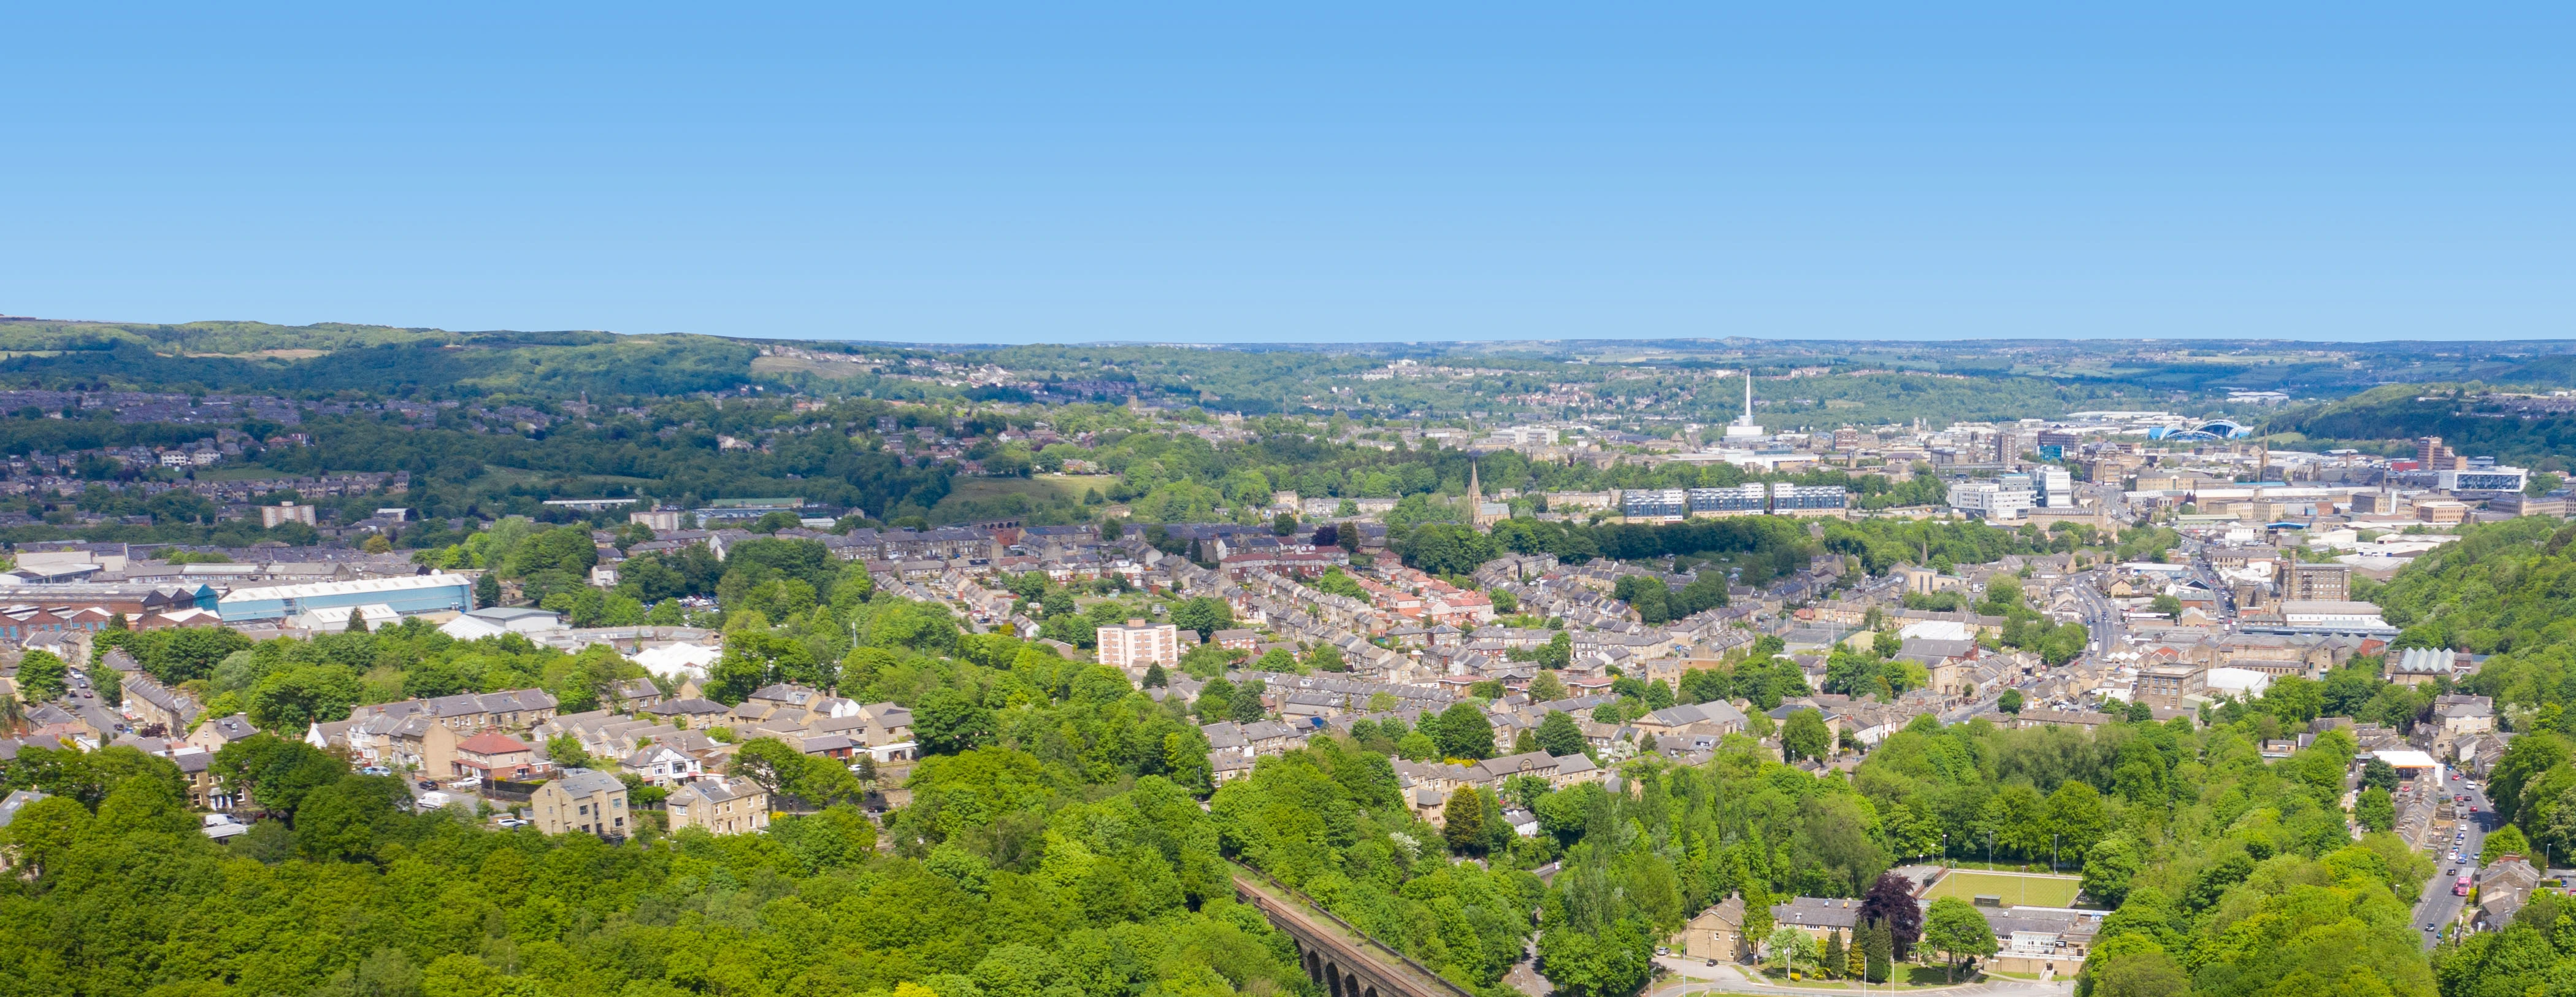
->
[217, 574, 475, 623]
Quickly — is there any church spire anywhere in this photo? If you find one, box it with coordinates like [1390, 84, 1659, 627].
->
[1468, 460, 1481, 503]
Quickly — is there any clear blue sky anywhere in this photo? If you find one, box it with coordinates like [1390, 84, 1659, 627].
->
[3, 5, 2567, 344]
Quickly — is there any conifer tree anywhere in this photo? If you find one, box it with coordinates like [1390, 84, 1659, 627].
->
[1863, 920, 1893, 983]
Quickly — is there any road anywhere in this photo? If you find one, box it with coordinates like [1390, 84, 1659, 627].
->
[2064, 574, 2125, 653]
[64, 666, 131, 741]
[1648, 958, 2071, 996]
[2410, 779, 2496, 949]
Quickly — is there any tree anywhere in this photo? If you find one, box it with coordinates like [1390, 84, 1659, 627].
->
[1766, 926, 1813, 975]
[15, 650, 66, 703]
[2483, 823, 2533, 864]
[546, 733, 596, 771]
[2082, 836, 2142, 907]
[1432, 702, 1495, 761]
[1253, 647, 1298, 674]
[1861, 920, 1892, 983]
[2361, 756, 2400, 793]
[1141, 663, 1168, 688]
[1403, 523, 1497, 576]
[1442, 787, 1488, 853]
[1858, 872, 1923, 960]
[2356, 786, 2396, 833]
[1537, 918, 1654, 997]
[729, 736, 863, 806]
[2149, 593, 2182, 618]
[1536, 710, 1587, 757]
[247, 664, 362, 731]
[1528, 670, 1568, 703]
[474, 572, 502, 609]
[1822, 931, 1846, 981]
[1538, 629, 1572, 670]
[2047, 780, 2109, 864]
[913, 688, 996, 755]
[212, 733, 348, 820]
[1229, 683, 1267, 723]
[1782, 709, 1830, 763]
[1997, 688, 2023, 714]
[1919, 896, 1996, 981]
[1306, 643, 1346, 672]
[2088, 950, 2188, 997]
[1169, 597, 1233, 639]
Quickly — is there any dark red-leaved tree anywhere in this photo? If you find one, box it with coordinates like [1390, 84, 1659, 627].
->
[1859, 871, 1924, 960]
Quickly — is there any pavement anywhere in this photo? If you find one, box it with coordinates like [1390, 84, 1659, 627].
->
[2410, 779, 2496, 949]
[1648, 958, 2072, 996]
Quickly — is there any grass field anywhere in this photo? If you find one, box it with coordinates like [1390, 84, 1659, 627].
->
[937, 474, 1117, 509]
[1922, 869, 2082, 908]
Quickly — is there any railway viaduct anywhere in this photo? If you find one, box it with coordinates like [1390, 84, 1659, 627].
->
[1229, 867, 1482, 997]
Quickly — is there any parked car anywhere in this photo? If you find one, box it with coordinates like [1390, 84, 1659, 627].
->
[497, 817, 531, 830]
[359, 766, 392, 776]
[418, 779, 440, 790]
[447, 776, 481, 790]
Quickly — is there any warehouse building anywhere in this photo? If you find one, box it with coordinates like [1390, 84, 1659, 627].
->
[217, 574, 475, 623]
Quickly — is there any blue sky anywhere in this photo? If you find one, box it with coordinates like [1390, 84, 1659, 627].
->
[2, 5, 2567, 344]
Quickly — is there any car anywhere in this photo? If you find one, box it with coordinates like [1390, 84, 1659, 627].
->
[497, 818, 531, 829]
[418, 779, 439, 790]
[1655, 948, 1670, 957]
[359, 766, 392, 776]
[2426, 924, 2437, 931]
[1706, 959, 1720, 967]
[447, 777, 481, 790]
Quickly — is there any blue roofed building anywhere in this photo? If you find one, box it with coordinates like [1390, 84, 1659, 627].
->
[217, 574, 475, 624]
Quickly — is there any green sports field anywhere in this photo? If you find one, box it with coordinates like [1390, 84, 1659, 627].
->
[1922, 869, 2083, 908]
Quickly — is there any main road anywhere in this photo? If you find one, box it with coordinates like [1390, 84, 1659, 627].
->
[1648, 957, 2071, 996]
[2410, 779, 2497, 949]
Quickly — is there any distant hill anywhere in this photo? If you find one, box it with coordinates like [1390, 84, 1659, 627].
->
[2269, 383, 2576, 468]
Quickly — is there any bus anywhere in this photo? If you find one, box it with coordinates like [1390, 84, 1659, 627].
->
[2456, 876, 2473, 897]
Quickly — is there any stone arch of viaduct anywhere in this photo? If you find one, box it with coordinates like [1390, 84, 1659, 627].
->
[1230, 871, 1476, 997]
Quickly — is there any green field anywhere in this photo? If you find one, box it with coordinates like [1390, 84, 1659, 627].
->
[1922, 869, 2082, 908]
[935, 474, 1117, 510]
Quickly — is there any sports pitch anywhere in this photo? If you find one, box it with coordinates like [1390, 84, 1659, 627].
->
[1922, 869, 2083, 908]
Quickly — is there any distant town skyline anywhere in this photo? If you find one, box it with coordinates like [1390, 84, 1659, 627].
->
[3, 7, 2568, 344]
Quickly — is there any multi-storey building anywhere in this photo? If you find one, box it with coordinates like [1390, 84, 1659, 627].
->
[1768, 483, 1847, 517]
[1687, 485, 1767, 516]
[1095, 619, 1179, 672]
